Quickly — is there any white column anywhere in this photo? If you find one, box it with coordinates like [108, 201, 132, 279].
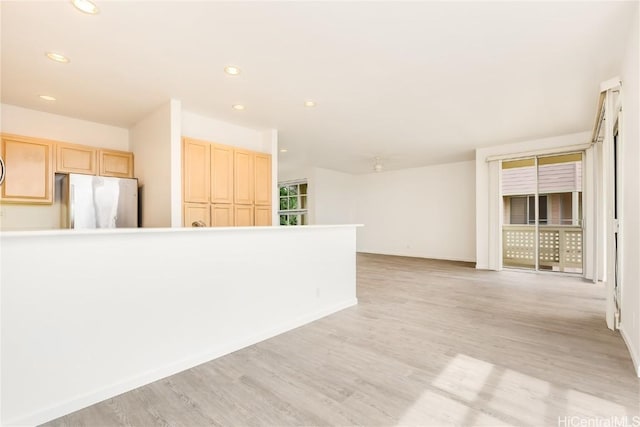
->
[488, 160, 502, 270]
[584, 147, 596, 281]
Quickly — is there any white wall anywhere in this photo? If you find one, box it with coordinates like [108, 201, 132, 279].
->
[278, 165, 312, 184]
[355, 160, 476, 262]
[0, 225, 358, 426]
[182, 110, 271, 153]
[130, 101, 178, 227]
[475, 131, 591, 269]
[619, 6, 640, 376]
[0, 104, 130, 231]
[0, 104, 129, 150]
[314, 168, 357, 225]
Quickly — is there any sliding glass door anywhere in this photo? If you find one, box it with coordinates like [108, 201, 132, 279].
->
[502, 153, 583, 273]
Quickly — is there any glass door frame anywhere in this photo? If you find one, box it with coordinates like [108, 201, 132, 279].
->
[502, 150, 585, 274]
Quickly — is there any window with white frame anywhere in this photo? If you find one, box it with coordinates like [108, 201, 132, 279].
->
[278, 180, 308, 226]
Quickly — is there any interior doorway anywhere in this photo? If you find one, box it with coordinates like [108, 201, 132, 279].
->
[501, 153, 584, 273]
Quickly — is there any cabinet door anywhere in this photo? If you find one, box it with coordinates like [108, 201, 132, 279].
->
[184, 203, 210, 227]
[0, 134, 53, 204]
[255, 205, 272, 226]
[234, 149, 254, 205]
[183, 138, 210, 203]
[234, 205, 254, 227]
[211, 204, 234, 227]
[56, 143, 97, 175]
[99, 149, 134, 178]
[254, 153, 272, 206]
[210, 144, 233, 204]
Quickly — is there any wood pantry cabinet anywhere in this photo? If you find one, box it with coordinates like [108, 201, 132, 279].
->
[182, 137, 272, 227]
[0, 134, 54, 204]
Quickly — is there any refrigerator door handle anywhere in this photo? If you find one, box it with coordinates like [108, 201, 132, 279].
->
[0, 157, 5, 185]
[70, 184, 75, 229]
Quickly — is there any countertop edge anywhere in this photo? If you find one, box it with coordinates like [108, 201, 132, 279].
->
[0, 224, 364, 238]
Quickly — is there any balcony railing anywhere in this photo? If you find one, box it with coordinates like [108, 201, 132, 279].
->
[502, 225, 583, 272]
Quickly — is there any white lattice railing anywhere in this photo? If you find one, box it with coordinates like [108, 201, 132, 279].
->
[502, 225, 583, 272]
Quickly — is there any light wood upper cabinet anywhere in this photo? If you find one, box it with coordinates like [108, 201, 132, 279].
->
[99, 149, 134, 178]
[210, 144, 234, 204]
[255, 205, 272, 226]
[254, 153, 272, 206]
[184, 203, 210, 227]
[0, 134, 54, 204]
[56, 143, 97, 175]
[234, 149, 254, 205]
[183, 138, 210, 203]
[211, 204, 234, 227]
[234, 205, 254, 226]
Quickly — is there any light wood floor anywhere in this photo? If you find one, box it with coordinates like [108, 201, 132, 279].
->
[44, 253, 639, 427]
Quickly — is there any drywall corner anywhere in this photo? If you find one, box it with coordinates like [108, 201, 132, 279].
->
[170, 99, 182, 227]
[130, 102, 174, 227]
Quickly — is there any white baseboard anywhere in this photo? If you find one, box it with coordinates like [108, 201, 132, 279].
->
[620, 325, 640, 377]
[357, 250, 476, 264]
[7, 298, 358, 427]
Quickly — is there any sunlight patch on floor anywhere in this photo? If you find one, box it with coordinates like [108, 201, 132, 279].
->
[486, 367, 551, 425]
[431, 354, 495, 401]
[394, 389, 508, 426]
[565, 388, 630, 417]
[415, 353, 633, 426]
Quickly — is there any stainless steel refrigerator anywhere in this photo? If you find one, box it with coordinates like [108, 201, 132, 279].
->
[61, 173, 138, 229]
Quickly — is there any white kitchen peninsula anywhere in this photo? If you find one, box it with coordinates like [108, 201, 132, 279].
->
[0, 224, 359, 426]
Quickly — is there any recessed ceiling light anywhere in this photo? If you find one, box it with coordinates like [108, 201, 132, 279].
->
[224, 66, 241, 76]
[280, 148, 288, 153]
[304, 100, 316, 107]
[71, 0, 99, 15]
[39, 95, 56, 101]
[46, 52, 70, 63]
[232, 104, 245, 111]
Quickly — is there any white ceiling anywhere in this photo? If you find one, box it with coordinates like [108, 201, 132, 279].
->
[1, 1, 636, 173]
